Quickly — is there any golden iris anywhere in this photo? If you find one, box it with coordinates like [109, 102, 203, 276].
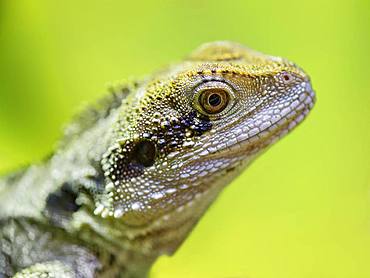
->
[199, 88, 229, 114]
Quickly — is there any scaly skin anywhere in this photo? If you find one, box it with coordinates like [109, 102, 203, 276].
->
[0, 41, 315, 277]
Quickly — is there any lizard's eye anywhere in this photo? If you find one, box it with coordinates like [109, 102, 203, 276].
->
[194, 81, 234, 116]
[200, 88, 229, 114]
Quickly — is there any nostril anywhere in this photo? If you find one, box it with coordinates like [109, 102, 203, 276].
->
[282, 73, 291, 82]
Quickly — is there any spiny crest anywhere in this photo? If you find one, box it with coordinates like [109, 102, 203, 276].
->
[59, 80, 139, 150]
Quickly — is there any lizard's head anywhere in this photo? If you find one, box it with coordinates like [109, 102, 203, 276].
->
[96, 42, 315, 248]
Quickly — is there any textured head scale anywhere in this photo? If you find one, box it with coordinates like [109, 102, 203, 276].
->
[97, 42, 315, 234]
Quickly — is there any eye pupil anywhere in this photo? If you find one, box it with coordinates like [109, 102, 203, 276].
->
[208, 93, 221, 107]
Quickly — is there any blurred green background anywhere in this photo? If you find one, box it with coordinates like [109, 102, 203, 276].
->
[0, 1, 369, 277]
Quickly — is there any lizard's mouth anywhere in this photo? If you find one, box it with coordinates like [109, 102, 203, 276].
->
[226, 88, 315, 157]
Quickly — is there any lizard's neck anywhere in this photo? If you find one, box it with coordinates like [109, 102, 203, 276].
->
[69, 176, 225, 277]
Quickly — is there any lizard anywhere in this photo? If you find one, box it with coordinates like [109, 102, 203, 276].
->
[0, 41, 315, 278]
